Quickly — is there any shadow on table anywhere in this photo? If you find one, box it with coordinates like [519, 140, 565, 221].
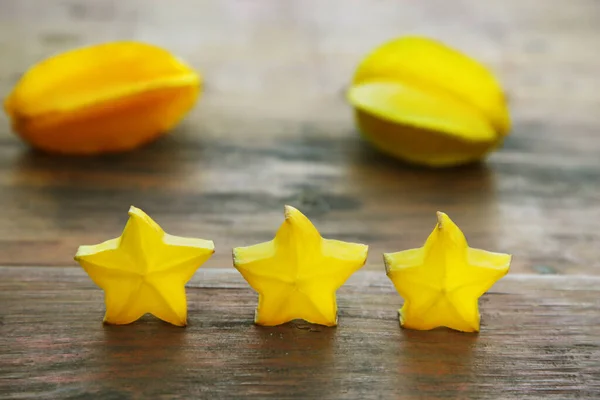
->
[394, 328, 479, 397]
[100, 318, 188, 370]
[9, 127, 197, 178]
[228, 321, 339, 397]
[346, 135, 497, 200]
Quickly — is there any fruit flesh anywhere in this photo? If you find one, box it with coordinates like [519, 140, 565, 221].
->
[384, 212, 511, 332]
[233, 205, 369, 327]
[74, 206, 215, 326]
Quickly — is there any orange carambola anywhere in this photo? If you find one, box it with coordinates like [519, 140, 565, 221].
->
[233, 205, 369, 326]
[384, 212, 511, 332]
[4, 41, 200, 154]
[347, 36, 510, 167]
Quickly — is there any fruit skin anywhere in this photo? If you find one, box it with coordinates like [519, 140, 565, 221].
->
[3, 41, 200, 155]
[353, 109, 503, 167]
[347, 36, 510, 167]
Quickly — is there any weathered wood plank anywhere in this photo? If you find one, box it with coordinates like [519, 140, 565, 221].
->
[0, 0, 599, 275]
[1, 267, 599, 399]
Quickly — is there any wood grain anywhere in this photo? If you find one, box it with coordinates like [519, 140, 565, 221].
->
[1, 0, 600, 275]
[0, 267, 599, 399]
[1, 1, 599, 398]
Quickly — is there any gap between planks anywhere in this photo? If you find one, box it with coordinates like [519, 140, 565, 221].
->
[0, 266, 599, 292]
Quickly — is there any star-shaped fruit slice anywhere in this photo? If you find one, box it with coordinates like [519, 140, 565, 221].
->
[233, 205, 369, 326]
[384, 212, 511, 332]
[74, 206, 214, 326]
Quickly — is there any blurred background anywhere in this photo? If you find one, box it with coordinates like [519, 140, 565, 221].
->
[0, 0, 598, 274]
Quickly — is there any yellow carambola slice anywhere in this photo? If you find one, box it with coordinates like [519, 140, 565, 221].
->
[233, 205, 369, 327]
[384, 212, 511, 332]
[75, 206, 214, 326]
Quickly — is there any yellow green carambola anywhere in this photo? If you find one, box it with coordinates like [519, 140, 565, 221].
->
[347, 36, 511, 167]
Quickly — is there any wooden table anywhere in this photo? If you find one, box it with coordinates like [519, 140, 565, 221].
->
[1, 0, 599, 398]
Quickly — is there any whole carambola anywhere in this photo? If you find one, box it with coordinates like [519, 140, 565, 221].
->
[347, 36, 511, 167]
[4, 41, 200, 155]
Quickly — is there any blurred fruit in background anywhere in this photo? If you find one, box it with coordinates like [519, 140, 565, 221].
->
[347, 36, 510, 167]
[3, 41, 200, 155]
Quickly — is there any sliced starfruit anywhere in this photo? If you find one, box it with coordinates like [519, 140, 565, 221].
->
[347, 36, 510, 167]
[4, 41, 201, 154]
[233, 205, 368, 326]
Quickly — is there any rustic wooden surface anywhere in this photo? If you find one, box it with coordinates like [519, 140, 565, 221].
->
[0, 0, 599, 274]
[0, 267, 599, 399]
[1, 0, 600, 398]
